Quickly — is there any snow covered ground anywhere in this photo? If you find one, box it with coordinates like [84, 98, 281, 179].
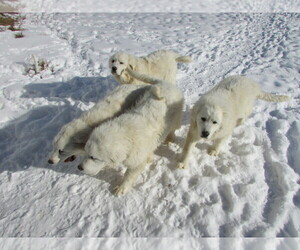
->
[6, 0, 300, 13]
[0, 5, 299, 249]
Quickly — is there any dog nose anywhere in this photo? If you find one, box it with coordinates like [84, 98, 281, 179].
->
[112, 66, 117, 73]
[48, 159, 54, 164]
[202, 131, 209, 138]
[78, 164, 83, 171]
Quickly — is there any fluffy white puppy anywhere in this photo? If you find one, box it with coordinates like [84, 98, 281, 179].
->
[109, 50, 191, 85]
[48, 84, 151, 165]
[79, 69, 184, 195]
[177, 75, 290, 169]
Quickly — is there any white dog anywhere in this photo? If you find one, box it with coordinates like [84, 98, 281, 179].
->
[78, 69, 184, 195]
[48, 84, 152, 165]
[177, 75, 290, 169]
[109, 50, 191, 85]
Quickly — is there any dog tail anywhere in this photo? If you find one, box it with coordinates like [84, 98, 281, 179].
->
[175, 55, 192, 63]
[126, 68, 160, 85]
[257, 91, 291, 102]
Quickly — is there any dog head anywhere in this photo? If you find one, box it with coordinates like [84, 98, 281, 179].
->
[109, 52, 133, 76]
[77, 137, 106, 176]
[195, 104, 223, 140]
[77, 155, 106, 176]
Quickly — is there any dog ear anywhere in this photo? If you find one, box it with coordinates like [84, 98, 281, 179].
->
[126, 54, 136, 69]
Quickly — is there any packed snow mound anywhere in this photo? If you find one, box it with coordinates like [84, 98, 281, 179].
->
[0, 13, 299, 238]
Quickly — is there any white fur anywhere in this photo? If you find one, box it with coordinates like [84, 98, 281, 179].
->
[109, 50, 191, 85]
[177, 75, 290, 169]
[48, 84, 151, 164]
[79, 73, 184, 195]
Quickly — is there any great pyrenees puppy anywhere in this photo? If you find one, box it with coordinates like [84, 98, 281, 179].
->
[48, 84, 151, 165]
[78, 70, 184, 195]
[177, 75, 290, 169]
[109, 50, 191, 85]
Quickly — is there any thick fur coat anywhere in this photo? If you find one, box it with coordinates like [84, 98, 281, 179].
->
[177, 75, 290, 169]
[109, 50, 191, 85]
[79, 70, 184, 195]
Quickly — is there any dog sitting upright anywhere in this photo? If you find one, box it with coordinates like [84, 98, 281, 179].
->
[177, 75, 290, 169]
[109, 50, 191, 85]
[78, 69, 184, 195]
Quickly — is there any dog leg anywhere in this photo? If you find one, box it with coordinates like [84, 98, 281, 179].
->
[208, 136, 229, 156]
[177, 123, 199, 169]
[114, 165, 145, 196]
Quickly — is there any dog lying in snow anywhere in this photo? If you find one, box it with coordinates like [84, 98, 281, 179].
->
[78, 69, 184, 195]
[109, 50, 191, 85]
[48, 84, 153, 165]
[177, 75, 290, 169]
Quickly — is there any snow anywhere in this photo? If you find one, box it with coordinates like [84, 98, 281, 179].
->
[0, 3, 299, 249]
[0, 238, 300, 250]
[10, 0, 300, 13]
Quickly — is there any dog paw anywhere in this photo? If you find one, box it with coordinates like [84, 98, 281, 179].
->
[177, 162, 187, 169]
[164, 132, 175, 144]
[164, 138, 175, 144]
[113, 185, 130, 196]
[208, 148, 219, 156]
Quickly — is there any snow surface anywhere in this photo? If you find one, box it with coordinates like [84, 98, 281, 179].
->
[0, 238, 299, 250]
[0, 10, 299, 244]
[8, 0, 300, 13]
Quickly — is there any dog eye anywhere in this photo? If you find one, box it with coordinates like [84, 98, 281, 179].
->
[120, 62, 124, 64]
[59, 150, 64, 154]
[213, 121, 218, 124]
[201, 117, 206, 122]
[90, 156, 95, 160]
[112, 60, 115, 63]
